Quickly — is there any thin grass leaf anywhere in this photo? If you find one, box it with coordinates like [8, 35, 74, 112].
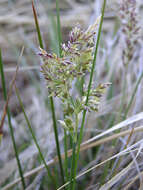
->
[55, 0, 68, 181]
[124, 70, 143, 119]
[124, 171, 143, 190]
[32, 0, 43, 49]
[100, 145, 143, 190]
[0, 48, 26, 189]
[99, 162, 133, 190]
[0, 47, 24, 135]
[64, 130, 69, 181]
[55, 0, 66, 185]
[83, 111, 143, 145]
[111, 127, 134, 178]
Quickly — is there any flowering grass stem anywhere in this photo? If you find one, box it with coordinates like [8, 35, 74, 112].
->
[69, 0, 107, 189]
[55, 0, 66, 186]
[32, 0, 65, 186]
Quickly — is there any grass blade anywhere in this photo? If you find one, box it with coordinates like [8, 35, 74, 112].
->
[124, 70, 143, 119]
[32, 0, 43, 49]
[0, 48, 26, 189]
[0, 47, 24, 134]
[55, 0, 67, 185]
[15, 85, 57, 188]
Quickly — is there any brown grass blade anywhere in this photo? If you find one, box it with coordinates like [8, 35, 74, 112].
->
[0, 47, 24, 135]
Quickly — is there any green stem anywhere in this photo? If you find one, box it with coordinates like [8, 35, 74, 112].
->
[64, 129, 69, 181]
[0, 49, 26, 189]
[55, 0, 66, 186]
[50, 98, 65, 185]
[124, 70, 143, 119]
[75, 114, 79, 143]
[117, 66, 128, 123]
[69, 1, 107, 189]
[15, 86, 57, 187]
[69, 142, 77, 190]
[32, 0, 65, 186]
[69, 113, 78, 190]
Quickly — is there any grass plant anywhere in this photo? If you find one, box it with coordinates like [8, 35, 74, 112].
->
[69, 1, 107, 189]
[1, 0, 143, 189]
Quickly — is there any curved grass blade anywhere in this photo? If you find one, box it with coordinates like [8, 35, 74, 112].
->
[0, 48, 26, 189]
[15, 85, 57, 188]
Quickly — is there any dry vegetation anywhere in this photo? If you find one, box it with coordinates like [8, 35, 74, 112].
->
[0, 0, 143, 190]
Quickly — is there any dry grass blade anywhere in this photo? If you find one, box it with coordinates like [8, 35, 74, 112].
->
[83, 112, 143, 145]
[0, 46, 24, 135]
[124, 171, 143, 190]
[111, 127, 135, 177]
[32, 0, 43, 49]
[2, 125, 143, 190]
[80, 126, 143, 152]
[100, 145, 143, 190]
[99, 162, 133, 190]
[4, 65, 40, 72]
[57, 141, 143, 190]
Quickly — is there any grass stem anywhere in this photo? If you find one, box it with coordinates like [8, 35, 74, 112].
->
[55, 0, 66, 185]
[69, 1, 107, 189]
